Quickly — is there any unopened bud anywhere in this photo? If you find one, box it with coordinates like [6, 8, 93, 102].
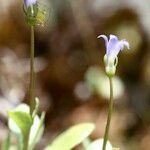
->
[103, 54, 117, 77]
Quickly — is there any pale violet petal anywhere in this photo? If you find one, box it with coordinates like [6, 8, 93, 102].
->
[97, 35, 108, 49]
[120, 40, 130, 50]
[109, 40, 129, 58]
[107, 35, 119, 57]
[109, 34, 118, 40]
[98, 34, 129, 59]
[24, 0, 37, 7]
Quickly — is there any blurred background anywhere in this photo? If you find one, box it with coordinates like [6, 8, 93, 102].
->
[0, 0, 150, 150]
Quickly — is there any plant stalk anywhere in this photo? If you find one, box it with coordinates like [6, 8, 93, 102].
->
[24, 26, 35, 150]
[23, 135, 29, 150]
[102, 77, 113, 150]
[29, 26, 35, 114]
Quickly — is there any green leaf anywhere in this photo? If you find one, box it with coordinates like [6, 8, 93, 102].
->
[1, 133, 11, 150]
[15, 103, 30, 113]
[16, 133, 23, 150]
[44, 123, 95, 150]
[29, 112, 45, 150]
[8, 104, 30, 149]
[86, 139, 112, 150]
[8, 111, 32, 137]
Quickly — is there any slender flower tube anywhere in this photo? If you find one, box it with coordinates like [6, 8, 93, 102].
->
[98, 34, 129, 76]
[24, 0, 37, 8]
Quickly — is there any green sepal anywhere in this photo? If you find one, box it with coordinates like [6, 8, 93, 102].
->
[24, 3, 47, 27]
[8, 111, 33, 137]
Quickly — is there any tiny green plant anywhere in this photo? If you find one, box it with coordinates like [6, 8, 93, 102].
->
[98, 34, 129, 150]
[1, 0, 95, 150]
[1, 0, 131, 150]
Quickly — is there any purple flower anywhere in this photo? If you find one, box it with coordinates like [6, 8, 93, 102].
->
[98, 34, 129, 76]
[24, 0, 37, 7]
[98, 34, 129, 59]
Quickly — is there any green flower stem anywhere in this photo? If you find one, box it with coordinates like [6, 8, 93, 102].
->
[29, 26, 35, 114]
[23, 26, 35, 150]
[23, 135, 29, 150]
[102, 77, 113, 150]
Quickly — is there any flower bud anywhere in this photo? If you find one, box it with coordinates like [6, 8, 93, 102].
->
[103, 54, 117, 77]
[23, 1, 47, 27]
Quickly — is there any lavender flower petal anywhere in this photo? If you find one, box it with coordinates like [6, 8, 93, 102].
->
[24, 0, 37, 7]
[119, 40, 130, 50]
[97, 35, 108, 49]
[98, 34, 129, 59]
[110, 40, 129, 58]
[98, 34, 129, 76]
[106, 35, 119, 57]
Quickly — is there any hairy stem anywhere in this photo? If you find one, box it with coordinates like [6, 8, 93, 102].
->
[29, 26, 35, 114]
[102, 77, 113, 150]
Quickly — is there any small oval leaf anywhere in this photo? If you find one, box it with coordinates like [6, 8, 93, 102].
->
[45, 123, 95, 150]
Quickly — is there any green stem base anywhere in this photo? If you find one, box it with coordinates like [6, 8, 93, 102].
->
[102, 77, 113, 150]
